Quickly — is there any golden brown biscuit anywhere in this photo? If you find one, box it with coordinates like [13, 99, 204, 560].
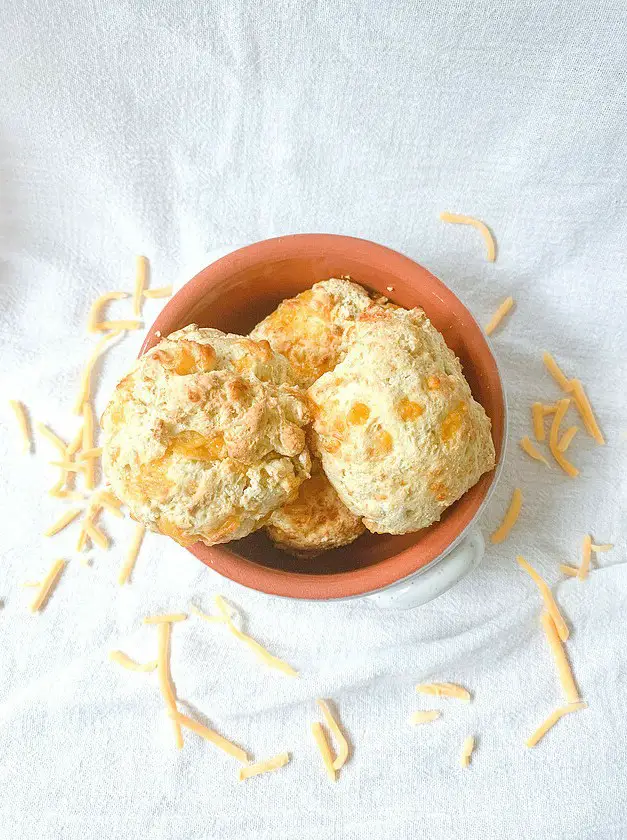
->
[308, 306, 495, 534]
[265, 460, 365, 557]
[249, 278, 374, 387]
[102, 325, 311, 546]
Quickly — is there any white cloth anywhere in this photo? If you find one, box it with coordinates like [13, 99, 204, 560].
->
[1, 2, 626, 838]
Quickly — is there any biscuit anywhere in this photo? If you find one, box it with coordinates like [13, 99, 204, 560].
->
[266, 459, 365, 557]
[308, 306, 495, 534]
[250, 278, 374, 387]
[102, 325, 311, 546]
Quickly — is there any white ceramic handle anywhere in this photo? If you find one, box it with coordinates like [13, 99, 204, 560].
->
[366, 529, 485, 610]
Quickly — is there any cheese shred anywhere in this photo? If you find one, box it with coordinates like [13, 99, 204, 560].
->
[108, 650, 158, 672]
[134, 256, 148, 316]
[519, 437, 550, 468]
[94, 319, 142, 332]
[440, 211, 496, 262]
[557, 426, 578, 453]
[526, 702, 587, 748]
[542, 352, 604, 445]
[87, 291, 129, 333]
[29, 559, 66, 612]
[485, 297, 514, 336]
[37, 423, 67, 454]
[540, 611, 579, 703]
[44, 506, 82, 537]
[542, 352, 570, 390]
[591, 543, 613, 553]
[118, 524, 145, 585]
[311, 722, 336, 781]
[143, 286, 173, 299]
[144, 613, 188, 624]
[239, 752, 290, 781]
[490, 488, 523, 544]
[560, 565, 579, 577]
[578, 534, 592, 581]
[410, 710, 441, 725]
[460, 735, 475, 768]
[549, 398, 579, 477]
[170, 711, 248, 763]
[317, 699, 349, 771]
[517, 556, 569, 641]
[156, 621, 183, 749]
[532, 403, 546, 441]
[82, 402, 96, 490]
[84, 520, 109, 550]
[9, 400, 32, 453]
[416, 682, 471, 703]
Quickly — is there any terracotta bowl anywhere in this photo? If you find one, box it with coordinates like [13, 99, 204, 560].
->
[141, 234, 505, 600]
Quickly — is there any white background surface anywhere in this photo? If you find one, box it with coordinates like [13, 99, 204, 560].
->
[1, 2, 626, 838]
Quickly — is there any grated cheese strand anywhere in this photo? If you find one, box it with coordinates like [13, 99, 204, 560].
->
[29, 559, 66, 612]
[560, 565, 580, 577]
[460, 735, 475, 768]
[94, 319, 142, 332]
[118, 523, 145, 585]
[109, 650, 158, 672]
[84, 519, 109, 550]
[520, 437, 550, 468]
[526, 702, 587, 748]
[540, 611, 579, 703]
[517, 556, 569, 641]
[36, 423, 67, 454]
[87, 291, 129, 333]
[542, 352, 570, 390]
[134, 256, 148, 316]
[542, 403, 558, 415]
[578, 534, 592, 581]
[416, 682, 471, 702]
[98, 489, 122, 508]
[485, 297, 514, 336]
[156, 622, 183, 749]
[67, 426, 84, 457]
[549, 398, 579, 477]
[143, 286, 173, 299]
[311, 722, 336, 781]
[239, 752, 290, 781]
[74, 329, 123, 414]
[170, 711, 248, 763]
[532, 403, 545, 442]
[9, 400, 32, 453]
[143, 613, 188, 624]
[49, 459, 87, 474]
[557, 426, 578, 453]
[568, 379, 605, 445]
[98, 496, 123, 518]
[317, 699, 349, 770]
[440, 211, 496, 262]
[82, 402, 96, 490]
[44, 506, 83, 537]
[410, 710, 441, 725]
[591, 543, 613, 553]
[211, 595, 299, 677]
[490, 488, 523, 544]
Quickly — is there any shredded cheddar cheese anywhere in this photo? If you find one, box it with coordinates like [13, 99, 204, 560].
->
[460, 736, 475, 768]
[67, 426, 84, 457]
[87, 291, 129, 333]
[97, 495, 123, 517]
[485, 297, 514, 336]
[44, 506, 82, 537]
[490, 488, 523, 544]
[49, 459, 87, 474]
[517, 556, 569, 641]
[9, 400, 32, 453]
[143, 286, 173, 299]
[542, 353, 604, 444]
[591, 543, 613, 552]
[170, 711, 248, 762]
[109, 650, 158, 672]
[440, 211, 496, 262]
[156, 621, 183, 749]
[94, 319, 142, 332]
[37, 423, 67, 453]
[542, 404, 558, 414]
[239, 752, 290, 781]
[410, 710, 441, 725]
[578, 534, 592, 581]
[144, 613, 188, 624]
[540, 611, 579, 703]
[311, 722, 336, 781]
[520, 437, 550, 468]
[84, 519, 109, 550]
[542, 352, 570, 390]
[549, 398, 579, 477]
[317, 700, 349, 771]
[29, 559, 66, 612]
[560, 565, 579, 577]
[134, 256, 148, 316]
[98, 489, 122, 508]
[204, 596, 299, 677]
[74, 329, 123, 414]
[416, 683, 471, 702]
[118, 524, 145, 585]
[532, 403, 545, 441]
[526, 702, 587, 748]
[557, 426, 578, 453]
[82, 402, 96, 490]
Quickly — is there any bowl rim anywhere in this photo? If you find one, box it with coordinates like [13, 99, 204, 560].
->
[141, 233, 506, 600]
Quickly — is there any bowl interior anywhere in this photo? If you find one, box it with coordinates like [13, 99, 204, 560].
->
[142, 235, 505, 598]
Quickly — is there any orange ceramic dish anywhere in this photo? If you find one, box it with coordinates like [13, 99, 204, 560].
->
[141, 235, 505, 600]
